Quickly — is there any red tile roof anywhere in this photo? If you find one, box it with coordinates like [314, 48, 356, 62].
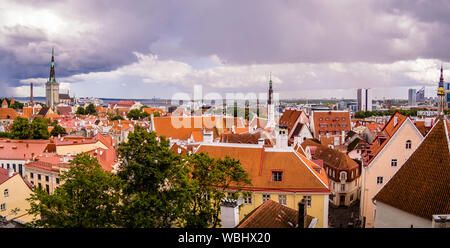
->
[374, 119, 450, 220]
[312, 111, 351, 138]
[301, 139, 358, 171]
[237, 199, 314, 228]
[0, 139, 51, 160]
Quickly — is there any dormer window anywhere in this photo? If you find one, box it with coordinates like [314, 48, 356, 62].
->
[393, 116, 398, 126]
[406, 140, 412, 149]
[340, 171, 347, 181]
[272, 171, 283, 181]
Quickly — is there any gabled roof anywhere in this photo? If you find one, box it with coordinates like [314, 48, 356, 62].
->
[237, 199, 314, 228]
[0, 108, 19, 120]
[373, 119, 450, 220]
[279, 109, 302, 132]
[364, 111, 411, 165]
[195, 144, 330, 193]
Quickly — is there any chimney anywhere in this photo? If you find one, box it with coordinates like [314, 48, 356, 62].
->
[298, 199, 307, 228]
[220, 199, 240, 228]
[203, 130, 213, 144]
[276, 125, 289, 148]
[258, 138, 265, 146]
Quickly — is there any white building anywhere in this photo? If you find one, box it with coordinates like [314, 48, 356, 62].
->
[357, 88, 372, 112]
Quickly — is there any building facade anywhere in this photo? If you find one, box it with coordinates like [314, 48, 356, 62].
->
[360, 112, 423, 227]
[357, 88, 372, 112]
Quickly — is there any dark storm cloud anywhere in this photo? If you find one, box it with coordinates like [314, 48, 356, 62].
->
[1, 0, 450, 94]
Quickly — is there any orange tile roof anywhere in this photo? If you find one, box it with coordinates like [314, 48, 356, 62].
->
[374, 119, 450, 220]
[143, 108, 165, 115]
[0, 108, 19, 120]
[195, 144, 330, 193]
[237, 199, 314, 228]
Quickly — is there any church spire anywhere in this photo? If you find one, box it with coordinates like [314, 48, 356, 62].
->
[49, 48, 56, 83]
[268, 72, 273, 105]
[440, 63, 444, 85]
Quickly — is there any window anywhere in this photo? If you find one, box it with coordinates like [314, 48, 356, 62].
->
[340, 171, 347, 180]
[38, 174, 41, 180]
[30, 181, 34, 185]
[30, 173, 34, 179]
[12, 164, 16, 172]
[302, 196, 312, 207]
[406, 140, 412, 149]
[278, 195, 287, 206]
[46, 185, 50, 193]
[38, 183, 42, 189]
[355, 180, 357, 187]
[262, 194, 271, 203]
[341, 184, 345, 191]
[18, 164, 22, 176]
[6, 164, 9, 169]
[4, 189, 8, 197]
[244, 194, 252, 205]
[56, 178, 60, 185]
[391, 159, 398, 167]
[1, 163, 3, 168]
[350, 194, 354, 201]
[272, 171, 283, 181]
[45, 176, 49, 182]
[0, 203, 5, 211]
[376, 177, 383, 185]
[336, 117, 340, 121]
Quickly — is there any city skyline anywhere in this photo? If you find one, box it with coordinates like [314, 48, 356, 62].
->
[1, 0, 450, 100]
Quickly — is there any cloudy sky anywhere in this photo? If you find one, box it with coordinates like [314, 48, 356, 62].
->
[1, 0, 449, 100]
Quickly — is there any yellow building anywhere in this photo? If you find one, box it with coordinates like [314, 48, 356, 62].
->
[0, 168, 34, 224]
[195, 143, 331, 228]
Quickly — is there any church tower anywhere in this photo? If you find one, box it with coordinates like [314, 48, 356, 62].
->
[45, 48, 60, 110]
[266, 74, 276, 128]
[437, 64, 446, 117]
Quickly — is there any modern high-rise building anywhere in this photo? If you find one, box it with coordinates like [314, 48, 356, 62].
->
[45, 48, 60, 110]
[357, 88, 372, 111]
[408, 88, 417, 106]
[416, 87, 425, 103]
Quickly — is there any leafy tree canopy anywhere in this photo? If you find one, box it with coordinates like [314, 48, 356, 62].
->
[27, 154, 123, 228]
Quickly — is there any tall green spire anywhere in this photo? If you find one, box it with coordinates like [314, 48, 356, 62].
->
[49, 48, 56, 83]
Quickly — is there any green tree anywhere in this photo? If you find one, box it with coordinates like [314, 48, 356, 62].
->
[50, 124, 67, 137]
[182, 153, 251, 228]
[85, 104, 97, 115]
[153, 111, 161, 117]
[76, 106, 86, 115]
[109, 115, 124, 121]
[10, 117, 32, 139]
[31, 117, 50, 139]
[10, 101, 24, 110]
[126, 109, 148, 120]
[26, 154, 123, 228]
[117, 126, 190, 227]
